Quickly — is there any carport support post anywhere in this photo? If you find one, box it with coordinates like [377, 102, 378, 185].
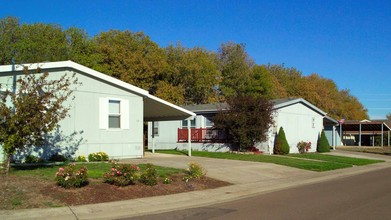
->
[340, 124, 343, 146]
[187, 119, 192, 157]
[332, 126, 336, 150]
[359, 123, 361, 147]
[381, 123, 384, 147]
[152, 121, 155, 153]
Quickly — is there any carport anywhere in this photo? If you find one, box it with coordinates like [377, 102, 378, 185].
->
[341, 121, 391, 146]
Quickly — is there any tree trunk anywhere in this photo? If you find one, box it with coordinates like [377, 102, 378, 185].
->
[5, 154, 11, 175]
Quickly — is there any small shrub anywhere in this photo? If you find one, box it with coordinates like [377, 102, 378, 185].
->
[103, 163, 140, 186]
[317, 130, 331, 153]
[55, 163, 88, 188]
[274, 127, 290, 155]
[297, 141, 311, 154]
[49, 153, 68, 162]
[37, 157, 46, 163]
[88, 152, 109, 162]
[139, 163, 158, 186]
[24, 155, 38, 163]
[186, 162, 206, 179]
[163, 177, 172, 184]
[76, 155, 87, 162]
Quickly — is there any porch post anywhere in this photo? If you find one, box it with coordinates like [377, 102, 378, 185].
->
[388, 130, 390, 147]
[372, 131, 375, 146]
[187, 119, 192, 157]
[332, 126, 336, 150]
[340, 124, 343, 146]
[359, 123, 361, 147]
[152, 121, 155, 153]
[381, 123, 384, 147]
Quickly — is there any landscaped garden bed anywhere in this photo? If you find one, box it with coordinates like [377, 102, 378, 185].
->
[0, 162, 230, 210]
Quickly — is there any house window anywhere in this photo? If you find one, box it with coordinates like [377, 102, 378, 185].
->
[99, 97, 129, 130]
[205, 117, 214, 128]
[153, 122, 159, 136]
[109, 100, 121, 128]
[182, 118, 196, 128]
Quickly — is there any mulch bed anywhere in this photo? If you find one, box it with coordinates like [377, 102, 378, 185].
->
[0, 174, 230, 210]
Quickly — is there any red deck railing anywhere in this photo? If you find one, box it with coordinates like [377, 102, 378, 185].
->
[177, 128, 230, 143]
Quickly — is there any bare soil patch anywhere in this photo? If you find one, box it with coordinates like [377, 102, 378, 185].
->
[0, 174, 230, 210]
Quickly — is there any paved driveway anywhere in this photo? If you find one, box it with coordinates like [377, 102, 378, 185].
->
[122, 152, 314, 184]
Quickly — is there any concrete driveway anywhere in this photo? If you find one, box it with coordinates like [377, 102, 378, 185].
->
[122, 152, 313, 184]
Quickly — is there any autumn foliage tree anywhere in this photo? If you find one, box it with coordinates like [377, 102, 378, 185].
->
[0, 16, 369, 120]
[0, 67, 78, 175]
[213, 95, 274, 151]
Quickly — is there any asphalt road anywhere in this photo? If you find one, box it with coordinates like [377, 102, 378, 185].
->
[128, 167, 391, 220]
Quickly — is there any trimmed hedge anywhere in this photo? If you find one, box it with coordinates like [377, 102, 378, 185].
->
[317, 130, 331, 153]
[274, 127, 290, 155]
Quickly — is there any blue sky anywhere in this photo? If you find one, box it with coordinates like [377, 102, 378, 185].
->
[1, 0, 390, 119]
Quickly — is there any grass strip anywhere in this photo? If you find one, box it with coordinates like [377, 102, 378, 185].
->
[11, 162, 184, 180]
[287, 153, 384, 166]
[156, 150, 352, 172]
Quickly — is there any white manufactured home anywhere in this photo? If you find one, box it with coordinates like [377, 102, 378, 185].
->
[0, 61, 195, 161]
[148, 98, 340, 154]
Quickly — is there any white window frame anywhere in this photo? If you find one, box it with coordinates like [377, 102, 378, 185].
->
[99, 97, 129, 130]
[153, 121, 159, 136]
[205, 117, 214, 128]
[108, 100, 121, 129]
[182, 118, 196, 128]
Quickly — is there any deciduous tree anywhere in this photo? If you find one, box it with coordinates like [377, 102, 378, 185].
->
[213, 95, 274, 151]
[0, 67, 78, 175]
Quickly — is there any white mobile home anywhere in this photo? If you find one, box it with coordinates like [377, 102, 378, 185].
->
[0, 61, 195, 161]
[148, 98, 338, 154]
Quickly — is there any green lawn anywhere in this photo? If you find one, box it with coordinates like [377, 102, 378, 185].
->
[11, 162, 184, 180]
[156, 150, 384, 172]
[287, 153, 384, 166]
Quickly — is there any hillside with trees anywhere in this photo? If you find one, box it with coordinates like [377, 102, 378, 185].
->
[0, 16, 368, 120]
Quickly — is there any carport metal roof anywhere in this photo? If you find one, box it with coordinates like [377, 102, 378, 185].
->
[342, 121, 391, 134]
[0, 61, 196, 122]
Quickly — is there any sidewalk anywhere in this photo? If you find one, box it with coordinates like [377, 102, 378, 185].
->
[1, 150, 391, 220]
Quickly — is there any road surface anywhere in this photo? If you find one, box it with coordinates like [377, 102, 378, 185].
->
[128, 167, 391, 220]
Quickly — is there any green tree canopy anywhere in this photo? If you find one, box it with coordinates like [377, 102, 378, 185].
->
[0, 16, 369, 120]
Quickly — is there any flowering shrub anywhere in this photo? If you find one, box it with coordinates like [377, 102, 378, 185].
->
[163, 177, 172, 184]
[76, 155, 87, 162]
[186, 162, 206, 179]
[103, 163, 140, 186]
[297, 141, 311, 154]
[139, 163, 158, 186]
[88, 152, 109, 162]
[55, 163, 88, 188]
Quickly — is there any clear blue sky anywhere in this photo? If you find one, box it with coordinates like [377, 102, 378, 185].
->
[1, 0, 390, 119]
